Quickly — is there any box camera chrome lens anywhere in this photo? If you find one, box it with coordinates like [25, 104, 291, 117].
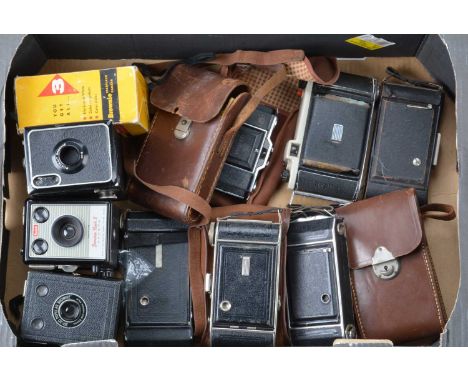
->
[122, 211, 193, 346]
[21, 271, 121, 345]
[216, 105, 278, 200]
[284, 73, 378, 202]
[207, 218, 281, 346]
[24, 121, 124, 198]
[23, 200, 119, 272]
[287, 207, 355, 345]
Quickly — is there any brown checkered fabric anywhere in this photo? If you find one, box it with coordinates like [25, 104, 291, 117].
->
[232, 66, 301, 114]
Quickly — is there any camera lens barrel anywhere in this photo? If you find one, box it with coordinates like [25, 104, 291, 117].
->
[53, 139, 87, 174]
[59, 299, 81, 322]
[51, 215, 84, 247]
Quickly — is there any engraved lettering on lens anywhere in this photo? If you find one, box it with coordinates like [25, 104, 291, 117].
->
[52, 294, 87, 328]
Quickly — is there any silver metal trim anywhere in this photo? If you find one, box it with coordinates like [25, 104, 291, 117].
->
[433, 133, 442, 166]
[284, 81, 313, 191]
[241, 256, 250, 276]
[155, 244, 163, 268]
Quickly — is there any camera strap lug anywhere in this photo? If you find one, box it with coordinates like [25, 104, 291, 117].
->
[372, 246, 399, 280]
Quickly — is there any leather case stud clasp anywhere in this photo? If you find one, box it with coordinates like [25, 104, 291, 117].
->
[372, 246, 399, 280]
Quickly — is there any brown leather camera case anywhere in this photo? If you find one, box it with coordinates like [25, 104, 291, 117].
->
[337, 188, 451, 344]
[129, 64, 250, 224]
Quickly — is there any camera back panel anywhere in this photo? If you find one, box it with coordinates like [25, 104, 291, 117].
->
[123, 212, 193, 346]
[287, 215, 356, 345]
[24, 122, 122, 196]
[365, 82, 443, 204]
[209, 219, 281, 346]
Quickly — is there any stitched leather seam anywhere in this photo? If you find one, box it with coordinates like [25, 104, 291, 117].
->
[349, 272, 367, 339]
[135, 111, 158, 169]
[424, 245, 448, 321]
[421, 242, 445, 330]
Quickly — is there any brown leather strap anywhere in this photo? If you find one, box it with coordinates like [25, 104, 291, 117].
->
[249, 110, 298, 205]
[421, 203, 456, 221]
[209, 49, 305, 67]
[133, 167, 211, 226]
[144, 50, 302, 78]
[218, 65, 288, 156]
[188, 226, 208, 342]
[210, 204, 283, 221]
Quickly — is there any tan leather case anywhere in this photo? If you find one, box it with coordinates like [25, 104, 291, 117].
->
[337, 188, 448, 344]
[128, 64, 250, 224]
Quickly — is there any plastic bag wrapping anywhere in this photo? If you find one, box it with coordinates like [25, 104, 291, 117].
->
[119, 249, 156, 284]
[0, 302, 17, 347]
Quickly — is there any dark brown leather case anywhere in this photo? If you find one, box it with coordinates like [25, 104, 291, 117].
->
[337, 188, 447, 344]
[128, 64, 250, 224]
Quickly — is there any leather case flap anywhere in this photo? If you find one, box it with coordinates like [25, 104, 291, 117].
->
[337, 188, 422, 270]
[150, 64, 248, 123]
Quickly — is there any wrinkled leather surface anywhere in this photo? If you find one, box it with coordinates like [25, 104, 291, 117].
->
[150, 64, 248, 123]
[131, 91, 250, 224]
[337, 189, 446, 344]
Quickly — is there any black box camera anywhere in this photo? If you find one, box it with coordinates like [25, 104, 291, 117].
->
[20, 271, 121, 345]
[122, 211, 193, 346]
[23, 121, 124, 199]
[284, 73, 378, 202]
[216, 105, 278, 200]
[22, 199, 120, 274]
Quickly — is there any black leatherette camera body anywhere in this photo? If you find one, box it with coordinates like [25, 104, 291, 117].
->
[122, 212, 193, 346]
[285, 73, 378, 202]
[209, 218, 281, 346]
[216, 105, 278, 200]
[24, 121, 124, 198]
[365, 82, 443, 204]
[21, 271, 121, 345]
[287, 213, 355, 345]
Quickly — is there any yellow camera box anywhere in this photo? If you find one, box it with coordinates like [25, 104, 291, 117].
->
[15, 66, 149, 136]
